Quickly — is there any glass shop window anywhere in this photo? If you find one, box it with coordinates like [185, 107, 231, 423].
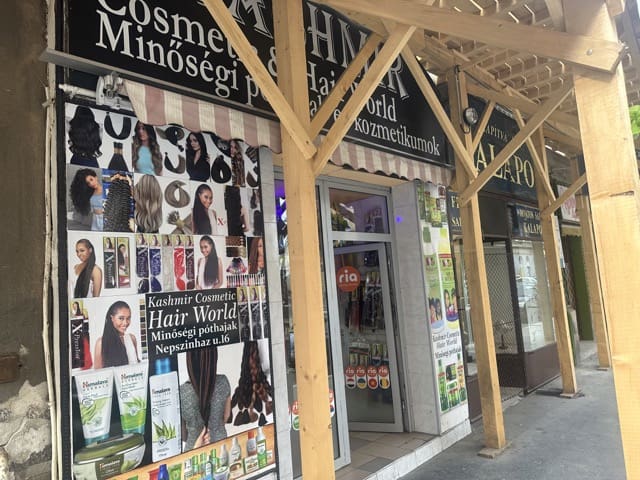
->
[512, 240, 556, 352]
[329, 188, 389, 234]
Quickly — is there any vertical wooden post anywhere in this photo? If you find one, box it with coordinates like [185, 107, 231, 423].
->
[533, 130, 578, 394]
[272, 0, 335, 478]
[565, 0, 640, 477]
[571, 158, 611, 368]
[448, 73, 507, 451]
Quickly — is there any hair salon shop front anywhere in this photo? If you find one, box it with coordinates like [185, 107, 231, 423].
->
[43, 0, 561, 478]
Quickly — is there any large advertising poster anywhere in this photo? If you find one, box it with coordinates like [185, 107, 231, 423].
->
[416, 182, 467, 423]
[62, 103, 276, 480]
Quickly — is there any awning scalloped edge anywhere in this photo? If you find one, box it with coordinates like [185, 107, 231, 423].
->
[124, 79, 452, 185]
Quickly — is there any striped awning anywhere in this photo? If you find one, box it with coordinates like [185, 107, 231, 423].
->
[124, 79, 452, 185]
[327, 138, 452, 185]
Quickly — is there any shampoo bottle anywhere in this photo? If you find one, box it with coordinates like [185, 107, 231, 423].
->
[256, 427, 267, 468]
[230, 436, 241, 463]
[149, 358, 182, 461]
[218, 443, 229, 468]
[246, 430, 256, 457]
[158, 464, 169, 480]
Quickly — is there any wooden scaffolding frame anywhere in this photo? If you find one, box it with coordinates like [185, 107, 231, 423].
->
[198, 0, 639, 478]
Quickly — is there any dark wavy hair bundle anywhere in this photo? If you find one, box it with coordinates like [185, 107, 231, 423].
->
[228, 341, 273, 426]
[103, 178, 133, 232]
[68, 106, 102, 159]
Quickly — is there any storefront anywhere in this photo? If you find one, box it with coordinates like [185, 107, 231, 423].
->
[448, 98, 560, 404]
[45, 0, 474, 479]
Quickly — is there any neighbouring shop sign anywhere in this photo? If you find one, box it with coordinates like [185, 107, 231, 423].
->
[59, 0, 448, 165]
[445, 190, 462, 236]
[511, 204, 542, 239]
[336, 266, 360, 293]
[468, 96, 537, 203]
[556, 185, 580, 224]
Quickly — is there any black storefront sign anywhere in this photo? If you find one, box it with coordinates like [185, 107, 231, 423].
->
[511, 204, 542, 239]
[468, 96, 537, 203]
[146, 289, 240, 360]
[61, 0, 448, 165]
[446, 189, 462, 236]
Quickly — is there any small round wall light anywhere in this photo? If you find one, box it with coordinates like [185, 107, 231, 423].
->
[463, 107, 479, 127]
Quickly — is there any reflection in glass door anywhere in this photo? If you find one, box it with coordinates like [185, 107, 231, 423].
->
[274, 179, 348, 477]
[334, 244, 403, 431]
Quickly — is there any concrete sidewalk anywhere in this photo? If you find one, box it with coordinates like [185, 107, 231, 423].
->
[401, 342, 626, 480]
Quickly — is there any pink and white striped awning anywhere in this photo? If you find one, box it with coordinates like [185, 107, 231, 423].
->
[124, 79, 452, 185]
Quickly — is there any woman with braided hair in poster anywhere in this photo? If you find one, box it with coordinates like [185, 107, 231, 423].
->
[69, 238, 103, 298]
[192, 184, 220, 235]
[196, 236, 223, 290]
[180, 346, 231, 451]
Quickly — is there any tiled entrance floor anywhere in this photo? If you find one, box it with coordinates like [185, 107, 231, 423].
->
[336, 431, 436, 480]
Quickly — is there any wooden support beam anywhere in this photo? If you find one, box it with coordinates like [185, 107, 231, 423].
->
[400, 46, 477, 178]
[465, 81, 580, 135]
[544, 0, 565, 30]
[571, 160, 611, 369]
[471, 100, 495, 153]
[541, 173, 587, 217]
[565, 0, 640, 477]
[448, 73, 507, 452]
[498, 59, 560, 83]
[574, 179, 611, 369]
[460, 83, 573, 205]
[541, 126, 583, 152]
[203, 0, 316, 159]
[511, 109, 557, 202]
[487, 0, 539, 19]
[321, 0, 625, 72]
[607, 0, 626, 17]
[310, 33, 382, 136]
[312, 24, 416, 175]
[533, 129, 578, 395]
[458, 49, 505, 73]
[421, 37, 582, 152]
[272, 0, 334, 478]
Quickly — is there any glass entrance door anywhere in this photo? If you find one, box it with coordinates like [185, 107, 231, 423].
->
[334, 243, 403, 431]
